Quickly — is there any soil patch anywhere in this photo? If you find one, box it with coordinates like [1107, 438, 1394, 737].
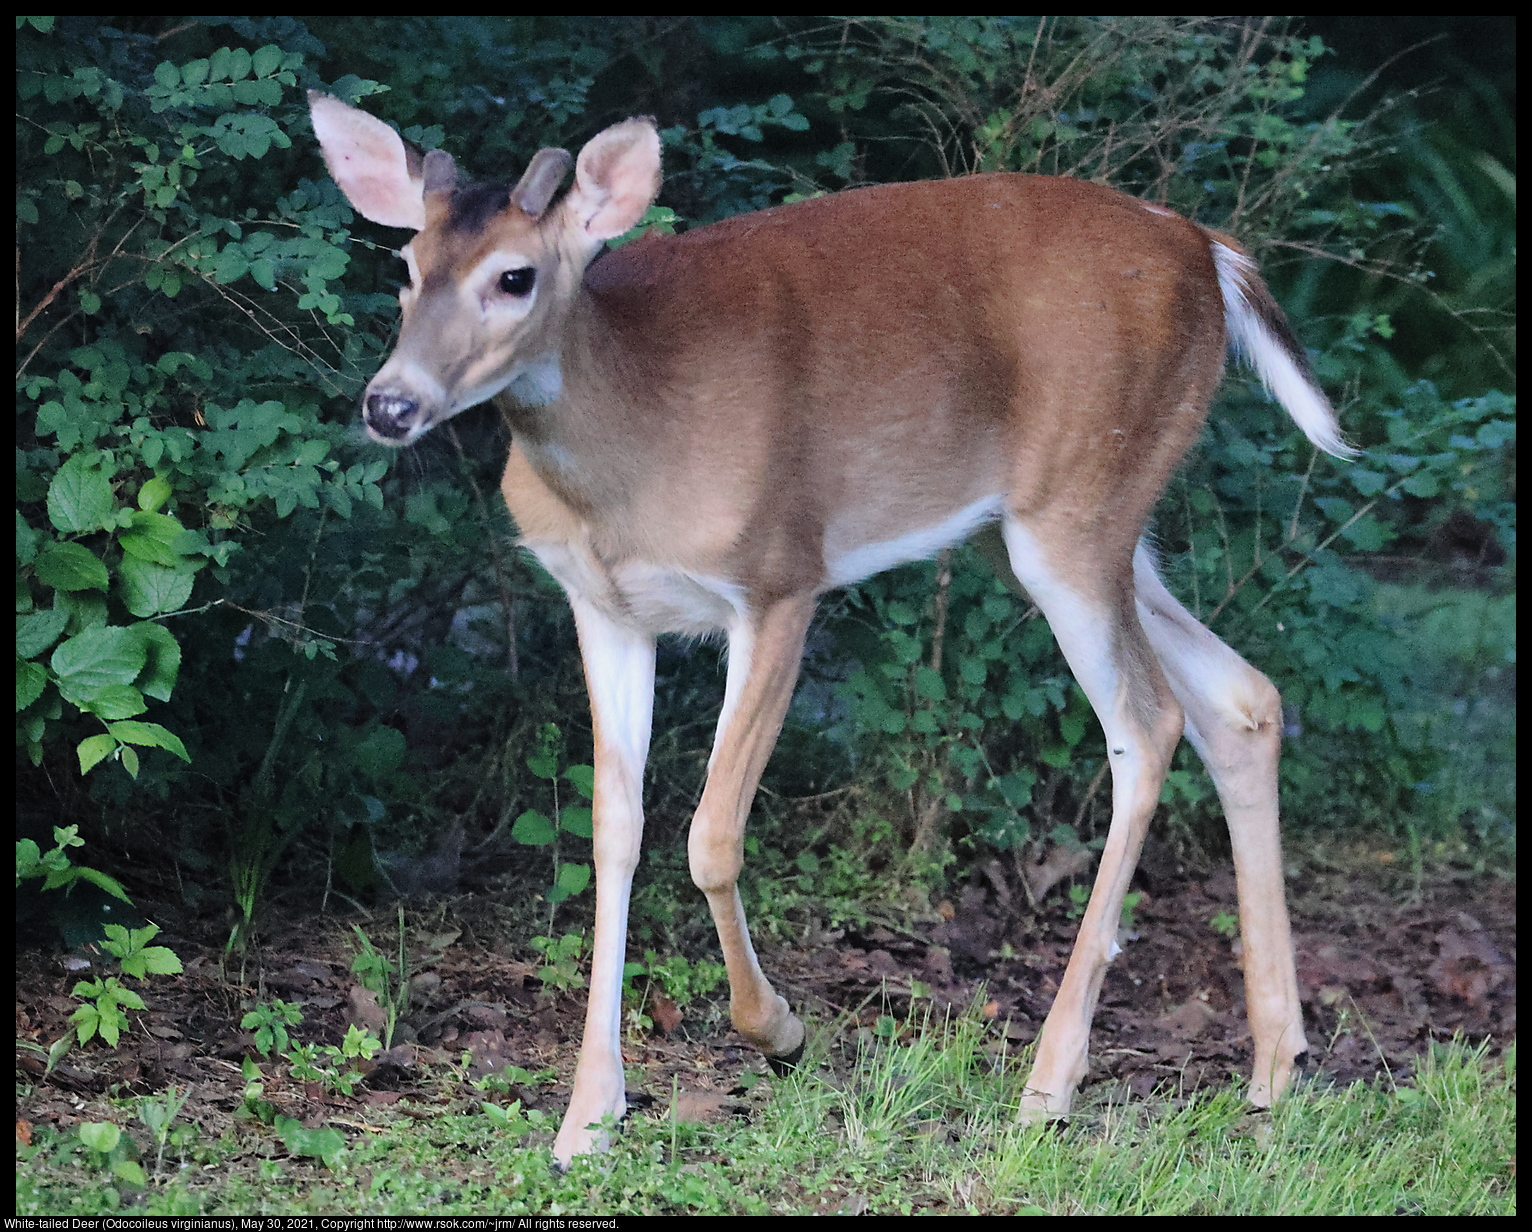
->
[15, 842, 1515, 1157]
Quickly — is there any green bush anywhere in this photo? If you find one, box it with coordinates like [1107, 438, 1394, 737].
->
[16, 18, 1513, 938]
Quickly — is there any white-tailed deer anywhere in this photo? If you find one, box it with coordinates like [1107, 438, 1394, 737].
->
[312, 93, 1345, 1166]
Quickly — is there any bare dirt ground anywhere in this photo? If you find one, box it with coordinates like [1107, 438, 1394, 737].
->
[15, 840, 1515, 1153]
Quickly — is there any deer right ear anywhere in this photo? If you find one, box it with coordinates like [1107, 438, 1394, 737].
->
[309, 91, 427, 231]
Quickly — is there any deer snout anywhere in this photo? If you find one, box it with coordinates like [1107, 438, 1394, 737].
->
[363, 388, 427, 444]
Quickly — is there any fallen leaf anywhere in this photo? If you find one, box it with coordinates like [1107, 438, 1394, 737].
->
[649, 992, 683, 1036]
[1427, 928, 1507, 1007]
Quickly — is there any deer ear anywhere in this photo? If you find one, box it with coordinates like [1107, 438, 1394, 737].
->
[565, 118, 661, 244]
[309, 91, 427, 231]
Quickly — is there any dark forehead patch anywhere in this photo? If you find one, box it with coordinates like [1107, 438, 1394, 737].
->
[446, 181, 513, 235]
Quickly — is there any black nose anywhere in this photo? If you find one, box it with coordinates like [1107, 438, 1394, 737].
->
[363, 391, 418, 441]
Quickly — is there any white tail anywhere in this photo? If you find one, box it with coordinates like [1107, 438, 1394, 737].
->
[313, 94, 1341, 1165]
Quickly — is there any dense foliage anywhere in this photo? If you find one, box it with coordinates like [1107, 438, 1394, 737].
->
[16, 17, 1514, 947]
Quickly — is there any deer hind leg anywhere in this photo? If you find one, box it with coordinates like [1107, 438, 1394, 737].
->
[688, 594, 817, 1069]
[1131, 545, 1307, 1105]
[999, 517, 1187, 1118]
[553, 601, 656, 1168]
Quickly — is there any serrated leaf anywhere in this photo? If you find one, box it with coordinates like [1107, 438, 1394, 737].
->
[47, 454, 116, 534]
[119, 510, 191, 566]
[77, 733, 116, 775]
[17, 660, 48, 711]
[127, 622, 181, 702]
[72, 866, 132, 902]
[107, 720, 190, 761]
[17, 608, 72, 658]
[52, 625, 146, 691]
[17, 511, 40, 566]
[118, 557, 194, 617]
[78, 684, 147, 720]
[135, 946, 184, 976]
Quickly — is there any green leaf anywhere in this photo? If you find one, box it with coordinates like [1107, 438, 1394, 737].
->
[17, 660, 48, 711]
[563, 764, 595, 799]
[118, 510, 192, 566]
[251, 44, 282, 78]
[559, 804, 593, 838]
[77, 1121, 121, 1153]
[353, 724, 405, 779]
[526, 752, 558, 779]
[137, 476, 172, 512]
[1313, 496, 1353, 524]
[17, 511, 40, 567]
[275, 1117, 344, 1168]
[112, 1159, 147, 1188]
[77, 733, 116, 775]
[72, 865, 132, 902]
[127, 622, 180, 702]
[17, 609, 72, 658]
[132, 946, 184, 977]
[511, 810, 556, 846]
[554, 862, 591, 896]
[959, 656, 987, 686]
[52, 625, 147, 692]
[78, 684, 147, 720]
[35, 541, 111, 593]
[118, 557, 194, 617]
[914, 665, 947, 701]
[47, 453, 116, 534]
[106, 720, 190, 761]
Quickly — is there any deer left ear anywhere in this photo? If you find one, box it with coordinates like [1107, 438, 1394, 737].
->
[566, 118, 662, 244]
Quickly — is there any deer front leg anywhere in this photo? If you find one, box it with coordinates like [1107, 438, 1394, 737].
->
[688, 594, 817, 1067]
[553, 601, 656, 1169]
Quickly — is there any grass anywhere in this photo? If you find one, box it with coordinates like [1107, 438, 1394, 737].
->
[16, 1007, 1515, 1216]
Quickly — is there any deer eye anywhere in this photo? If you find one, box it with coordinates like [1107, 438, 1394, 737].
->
[499, 267, 536, 297]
